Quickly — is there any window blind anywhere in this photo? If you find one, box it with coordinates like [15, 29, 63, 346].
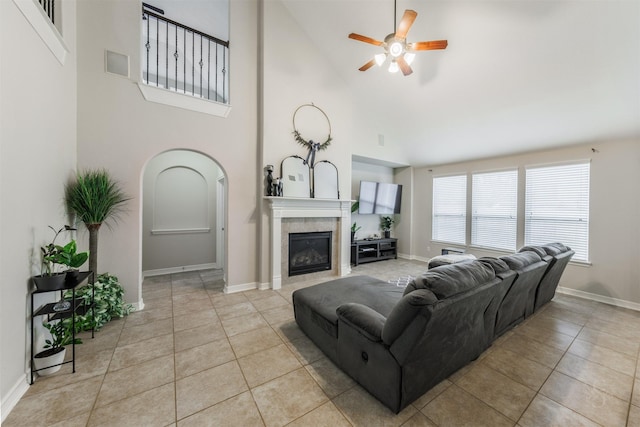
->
[525, 162, 590, 261]
[472, 170, 518, 251]
[432, 175, 467, 245]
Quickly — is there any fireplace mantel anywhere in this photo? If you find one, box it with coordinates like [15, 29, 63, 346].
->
[266, 197, 353, 289]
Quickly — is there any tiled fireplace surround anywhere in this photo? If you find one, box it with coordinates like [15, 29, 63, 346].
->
[266, 197, 352, 289]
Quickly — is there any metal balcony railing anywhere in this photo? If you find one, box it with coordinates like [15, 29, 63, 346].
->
[142, 4, 230, 104]
[39, 0, 55, 24]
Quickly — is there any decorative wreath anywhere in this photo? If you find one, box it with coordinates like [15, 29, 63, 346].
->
[292, 103, 332, 151]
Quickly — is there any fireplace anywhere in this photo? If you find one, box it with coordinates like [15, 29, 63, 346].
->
[288, 231, 332, 277]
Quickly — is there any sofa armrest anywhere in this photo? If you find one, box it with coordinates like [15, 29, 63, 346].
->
[336, 303, 386, 342]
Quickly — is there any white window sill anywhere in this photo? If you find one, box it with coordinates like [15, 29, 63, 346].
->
[137, 83, 231, 118]
[13, 0, 67, 65]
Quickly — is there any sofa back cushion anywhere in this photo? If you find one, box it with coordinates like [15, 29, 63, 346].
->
[500, 251, 542, 270]
[476, 257, 510, 275]
[517, 245, 548, 258]
[404, 260, 495, 299]
[542, 242, 570, 256]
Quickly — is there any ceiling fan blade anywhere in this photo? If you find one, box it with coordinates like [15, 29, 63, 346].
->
[395, 10, 417, 40]
[397, 56, 413, 76]
[348, 33, 384, 46]
[411, 40, 448, 51]
[359, 59, 376, 72]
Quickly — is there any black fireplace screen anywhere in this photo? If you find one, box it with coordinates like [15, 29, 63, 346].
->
[288, 231, 332, 276]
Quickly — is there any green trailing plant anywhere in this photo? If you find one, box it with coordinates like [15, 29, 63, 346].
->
[54, 240, 89, 271]
[64, 273, 134, 331]
[40, 225, 75, 276]
[380, 216, 395, 232]
[351, 222, 362, 233]
[351, 200, 360, 214]
[65, 169, 130, 275]
[43, 320, 82, 350]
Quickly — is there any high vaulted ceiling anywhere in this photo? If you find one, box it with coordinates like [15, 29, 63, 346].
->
[281, 0, 640, 166]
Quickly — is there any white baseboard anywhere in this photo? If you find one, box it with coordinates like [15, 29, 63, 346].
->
[398, 253, 430, 263]
[1, 374, 29, 423]
[224, 282, 258, 294]
[258, 282, 271, 291]
[557, 286, 640, 312]
[131, 298, 145, 312]
[142, 263, 219, 277]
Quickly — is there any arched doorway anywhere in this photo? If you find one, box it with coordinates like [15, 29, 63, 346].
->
[141, 149, 226, 287]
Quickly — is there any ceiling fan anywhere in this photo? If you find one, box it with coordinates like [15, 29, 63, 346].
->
[348, 2, 447, 76]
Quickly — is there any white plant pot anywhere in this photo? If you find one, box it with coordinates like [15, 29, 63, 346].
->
[33, 347, 66, 376]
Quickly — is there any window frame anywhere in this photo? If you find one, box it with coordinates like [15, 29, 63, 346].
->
[471, 168, 518, 252]
[524, 161, 591, 262]
[432, 174, 467, 246]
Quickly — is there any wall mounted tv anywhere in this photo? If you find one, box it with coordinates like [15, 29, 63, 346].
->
[358, 181, 403, 214]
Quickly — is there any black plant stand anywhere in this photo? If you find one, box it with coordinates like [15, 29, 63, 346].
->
[30, 271, 95, 384]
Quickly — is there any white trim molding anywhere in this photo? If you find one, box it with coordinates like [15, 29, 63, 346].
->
[13, 0, 68, 65]
[266, 197, 352, 290]
[225, 281, 258, 294]
[1, 374, 29, 423]
[150, 228, 211, 235]
[557, 286, 640, 312]
[137, 83, 231, 118]
[142, 262, 219, 277]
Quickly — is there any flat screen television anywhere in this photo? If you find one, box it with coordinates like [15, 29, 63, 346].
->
[358, 181, 403, 214]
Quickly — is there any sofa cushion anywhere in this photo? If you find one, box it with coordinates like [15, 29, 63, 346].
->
[293, 275, 404, 339]
[382, 289, 437, 345]
[476, 257, 510, 275]
[428, 253, 476, 269]
[542, 242, 570, 256]
[404, 261, 495, 299]
[517, 245, 547, 258]
[500, 251, 542, 270]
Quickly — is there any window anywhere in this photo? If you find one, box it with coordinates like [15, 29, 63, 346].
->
[432, 175, 466, 245]
[472, 170, 518, 251]
[525, 162, 590, 261]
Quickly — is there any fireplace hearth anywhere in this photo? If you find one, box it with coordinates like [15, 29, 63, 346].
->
[288, 231, 332, 276]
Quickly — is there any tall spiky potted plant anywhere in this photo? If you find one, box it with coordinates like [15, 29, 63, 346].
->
[65, 169, 130, 275]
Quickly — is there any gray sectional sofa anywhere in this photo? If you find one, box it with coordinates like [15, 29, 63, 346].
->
[292, 243, 574, 413]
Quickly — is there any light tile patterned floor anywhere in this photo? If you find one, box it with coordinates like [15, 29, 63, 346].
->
[5, 260, 640, 426]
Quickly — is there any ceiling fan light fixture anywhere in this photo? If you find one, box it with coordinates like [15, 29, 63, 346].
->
[404, 52, 416, 65]
[389, 41, 404, 57]
[388, 60, 399, 73]
[375, 53, 387, 66]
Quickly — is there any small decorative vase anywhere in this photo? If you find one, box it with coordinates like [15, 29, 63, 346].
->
[65, 269, 80, 284]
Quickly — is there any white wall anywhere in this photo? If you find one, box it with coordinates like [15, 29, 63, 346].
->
[259, 0, 356, 285]
[406, 139, 640, 306]
[76, 0, 259, 301]
[0, 0, 77, 416]
[142, 150, 221, 273]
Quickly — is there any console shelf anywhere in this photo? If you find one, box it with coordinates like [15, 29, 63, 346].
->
[351, 238, 398, 266]
[30, 271, 94, 384]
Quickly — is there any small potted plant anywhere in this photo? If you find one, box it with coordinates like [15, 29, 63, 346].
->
[55, 240, 89, 282]
[351, 222, 362, 243]
[380, 216, 395, 239]
[33, 319, 82, 376]
[33, 225, 75, 291]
